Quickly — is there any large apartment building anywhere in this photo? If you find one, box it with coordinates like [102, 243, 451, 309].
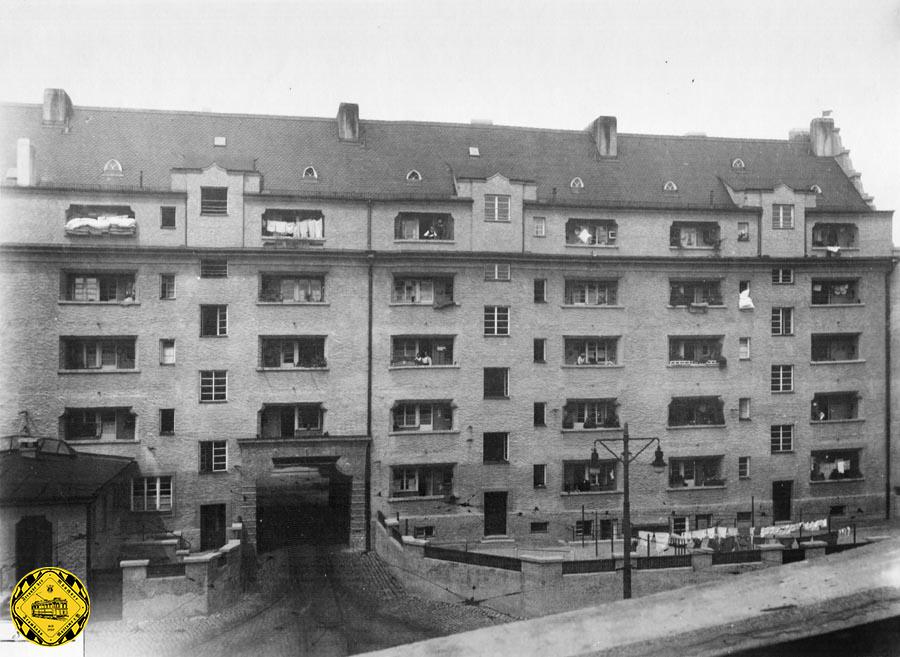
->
[0, 90, 893, 576]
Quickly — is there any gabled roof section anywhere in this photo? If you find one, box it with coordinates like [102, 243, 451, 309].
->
[0, 101, 873, 211]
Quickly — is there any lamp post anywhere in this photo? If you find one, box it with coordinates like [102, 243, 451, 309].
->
[589, 422, 666, 599]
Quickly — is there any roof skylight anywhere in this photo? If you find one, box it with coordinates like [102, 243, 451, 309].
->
[406, 170, 422, 182]
[303, 166, 318, 180]
[570, 177, 584, 189]
[102, 159, 123, 177]
[731, 158, 746, 170]
[663, 180, 678, 192]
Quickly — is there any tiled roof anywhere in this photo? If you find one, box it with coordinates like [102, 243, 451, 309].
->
[0, 102, 872, 211]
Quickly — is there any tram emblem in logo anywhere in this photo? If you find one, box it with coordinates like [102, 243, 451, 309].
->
[9, 567, 90, 646]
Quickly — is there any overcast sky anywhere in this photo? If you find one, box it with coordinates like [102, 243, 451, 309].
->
[3, 0, 898, 241]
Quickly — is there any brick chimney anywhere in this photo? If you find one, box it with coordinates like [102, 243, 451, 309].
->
[337, 102, 359, 142]
[586, 116, 617, 157]
[810, 115, 838, 157]
[16, 138, 35, 186]
[42, 88, 73, 127]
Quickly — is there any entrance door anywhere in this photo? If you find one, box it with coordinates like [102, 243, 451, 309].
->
[483, 492, 507, 536]
[772, 481, 793, 522]
[200, 504, 227, 551]
[16, 516, 52, 580]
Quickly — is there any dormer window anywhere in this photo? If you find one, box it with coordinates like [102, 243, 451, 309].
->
[570, 177, 584, 189]
[303, 166, 318, 180]
[810, 184, 822, 194]
[469, 146, 480, 157]
[406, 170, 422, 182]
[103, 159, 123, 177]
[663, 180, 678, 192]
[731, 158, 745, 170]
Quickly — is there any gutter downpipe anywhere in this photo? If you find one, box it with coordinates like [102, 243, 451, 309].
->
[886, 259, 896, 520]
[366, 199, 374, 550]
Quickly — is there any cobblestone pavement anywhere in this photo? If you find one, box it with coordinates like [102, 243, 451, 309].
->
[85, 544, 514, 657]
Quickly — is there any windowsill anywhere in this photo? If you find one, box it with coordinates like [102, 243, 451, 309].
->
[388, 495, 445, 502]
[483, 396, 510, 400]
[389, 302, 458, 308]
[58, 301, 141, 306]
[667, 485, 726, 491]
[198, 470, 229, 476]
[389, 430, 460, 437]
[199, 335, 228, 339]
[666, 362, 723, 368]
[561, 427, 622, 434]
[257, 301, 330, 306]
[810, 360, 865, 366]
[483, 461, 510, 465]
[771, 391, 794, 395]
[534, 485, 547, 489]
[561, 364, 623, 369]
[389, 365, 460, 370]
[810, 477, 864, 485]
[483, 334, 510, 338]
[160, 226, 176, 230]
[261, 237, 326, 246]
[256, 367, 329, 372]
[810, 303, 864, 308]
[561, 490, 621, 496]
[159, 432, 175, 437]
[667, 305, 726, 310]
[810, 418, 864, 425]
[739, 417, 752, 422]
[666, 424, 726, 430]
[65, 439, 139, 445]
[565, 243, 618, 249]
[669, 246, 717, 251]
[811, 247, 860, 252]
[200, 213, 229, 217]
[160, 363, 176, 367]
[560, 305, 625, 310]
[772, 334, 795, 338]
[484, 220, 511, 224]
[199, 400, 228, 404]
[771, 451, 795, 455]
[58, 369, 140, 374]
[393, 239, 455, 245]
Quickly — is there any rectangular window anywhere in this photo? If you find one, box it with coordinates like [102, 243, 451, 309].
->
[484, 194, 510, 222]
[160, 274, 176, 300]
[533, 279, 547, 303]
[200, 259, 228, 278]
[830, 505, 846, 516]
[737, 222, 750, 241]
[413, 526, 435, 539]
[811, 391, 859, 421]
[483, 306, 510, 336]
[575, 520, 594, 537]
[159, 408, 175, 435]
[811, 450, 862, 481]
[131, 476, 173, 512]
[260, 274, 325, 303]
[483, 432, 509, 463]
[667, 336, 724, 366]
[564, 279, 618, 306]
[64, 272, 135, 303]
[533, 217, 546, 237]
[672, 517, 688, 535]
[739, 398, 751, 420]
[530, 522, 549, 534]
[812, 223, 857, 248]
[772, 268, 794, 285]
[484, 263, 511, 281]
[667, 396, 725, 426]
[564, 337, 618, 366]
[199, 441, 227, 473]
[566, 219, 618, 246]
[61, 337, 136, 370]
[771, 365, 793, 392]
[533, 402, 546, 427]
[160, 206, 176, 229]
[533, 338, 546, 363]
[562, 399, 619, 430]
[260, 404, 324, 437]
[669, 457, 724, 488]
[200, 370, 227, 402]
[739, 337, 751, 360]
[772, 204, 794, 229]
[393, 212, 453, 241]
[564, 460, 616, 493]
[811, 333, 859, 362]
[390, 465, 453, 498]
[390, 336, 454, 366]
[200, 305, 228, 337]
[159, 339, 176, 365]
[483, 368, 509, 398]
[738, 456, 750, 479]
[64, 407, 135, 441]
[261, 336, 327, 368]
[200, 187, 228, 215]
[533, 464, 547, 488]
[263, 209, 326, 241]
[771, 307, 794, 336]
[391, 401, 453, 432]
[811, 279, 860, 305]
[670, 222, 721, 248]
[669, 280, 722, 306]
[739, 280, 750, 294]
[770, 425, 793, 452]
[392, 276, 454, 306]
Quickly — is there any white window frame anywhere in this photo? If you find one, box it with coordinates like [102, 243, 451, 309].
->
[200, 370, 227, 402]
[564, 280, 618, 306]
[534, 278, 547, 303]
[533, 464, 547, 488]
[131, 475, 173, 512]
[534, 338, 547, 363]
[772, 268, 794, 285]
[392, 402, 452, 432]
[737, 222, 750, 241]
[738, 456, 751, 479]
[771, 307, 794, 336]
[772, 204, 794, 229]
[159, 339, 176, 365]
[483, 432, 509, 463]
[533, 216, 546, 237]
[738, 398, 751, 420]
[483, 306, 510, 336]
[739, 337, 751, 360]
[199, 441, 227, 473]
[484, 194, 511, 222]
[393, 278, 434, 304]
[770, 425, 793, 452]
[484, 263, 511, 281]
[160, 274, 176, 299]
[200, 305, 228, 337]
[771, 365, 793, 392]
[159, 408, 175, 435]
[483, 368, 509, 398]
[63, 338, 136, 371]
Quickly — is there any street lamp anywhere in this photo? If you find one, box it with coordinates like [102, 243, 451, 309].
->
[589, 422, 666, 599]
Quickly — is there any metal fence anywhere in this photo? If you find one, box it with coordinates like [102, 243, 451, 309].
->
[633, 555, 692, 570]
[561, 559, 617, 575]
[711, 550, 762, 565]
[423, 544, 522, 572]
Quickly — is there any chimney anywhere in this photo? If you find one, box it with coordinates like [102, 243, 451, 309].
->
[42, 88, 73, 127]
[587, 116, 617, 157]
[337, 102, 359, 142]
[16, 138, 35, 186]
[809, 115, 837, 157]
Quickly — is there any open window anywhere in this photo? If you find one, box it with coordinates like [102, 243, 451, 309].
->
[562, 399, 619, 429]
[392, 276, 454, 307]
[564, 460, 616, 493]
[63, 407, 135, 441]
[668, 336, 724, 366]
[812, 223, 857, 249]
[564, 337, 618, 365]
[394, 212, 454, 241]
[667, 397, 725, 427]
[811, 391, 859, 421]
[260, 403, 324, 438]
[564, 279, 617, 306]
[811, 333, 859, 362]
[392, 401, 453, 432]
[669, 456, 724, 488]
[260, 336, 326, 368]
[61, 337, 136, 370]
[62, 272, 135, 302]
[670, 222, 720, 248]
[565, 219, 617, 246]
[810, 450, 862, 481]
[812, 279, 860, 305]
[260, 274, 324, 303]
[391, 336, 454, 366]
[262, 209, 324, 241]
[391, 465, 453, 498]
[669, 280, 723, 307]
[65, 205, 136, 236]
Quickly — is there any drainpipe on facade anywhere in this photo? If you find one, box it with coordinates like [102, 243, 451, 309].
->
[885, 260, 896, 519]
[366, 199, 374, 550]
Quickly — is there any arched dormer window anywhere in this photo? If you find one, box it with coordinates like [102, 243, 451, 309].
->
[406, 170, 422, 182]
[810, 184, 822, 194]
[663, 180, 678, 192]
[103, 159, 123, 177]
[731, 158, 745, 170]
[570, 177, 584, 189]
[303, 166, 318, 180]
